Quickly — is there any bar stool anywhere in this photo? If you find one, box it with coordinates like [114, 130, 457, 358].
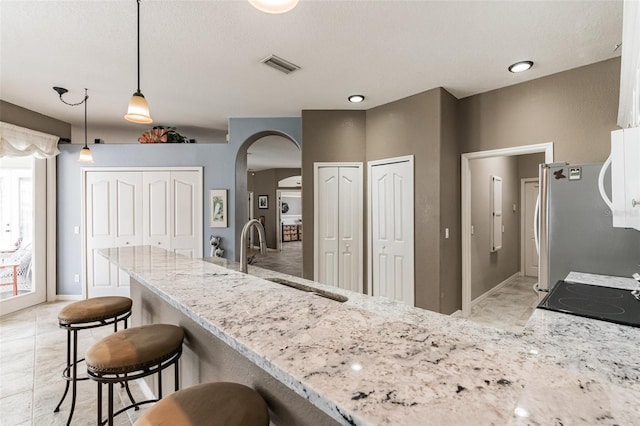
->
[86, 323, 184, 426]
[134, 382, 270, 426]
[55, 296, 133, 425]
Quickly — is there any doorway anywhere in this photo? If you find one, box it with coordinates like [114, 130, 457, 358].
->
[521, 178, 539, 278]
[245, 135, 302, 277]
[461, 143, 553, 320]
[0, 157, 48, 315]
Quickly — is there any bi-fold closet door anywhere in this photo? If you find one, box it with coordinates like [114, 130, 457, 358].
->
[314, 164, 363, 293]
[85, 168, 202, 298]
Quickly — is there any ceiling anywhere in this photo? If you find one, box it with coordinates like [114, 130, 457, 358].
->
[1, 0, 623, 147]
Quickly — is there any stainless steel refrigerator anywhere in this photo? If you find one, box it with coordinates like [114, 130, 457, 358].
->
[537, 162, 640, 292]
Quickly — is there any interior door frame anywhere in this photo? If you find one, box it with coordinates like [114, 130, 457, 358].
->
[520, 177, 539, 276]
[0, 157, 55, 315]
[313, 162, 363, 285]
[367, 155, 415, 304]
[82, 166, 203, 299]
[276, 190, 283, 251]
[461, 143, 553, 317]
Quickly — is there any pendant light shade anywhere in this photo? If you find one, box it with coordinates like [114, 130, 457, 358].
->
[125, 91, 152, 124]
[125, 0, 153, 124]
[249, 0, 299, 14]
[78, 146, 94, 163]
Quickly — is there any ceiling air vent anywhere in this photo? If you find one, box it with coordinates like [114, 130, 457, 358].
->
[261, 54, 300, 74]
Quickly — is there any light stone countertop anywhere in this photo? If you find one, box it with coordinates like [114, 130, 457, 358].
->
[99, 246, 640, 426]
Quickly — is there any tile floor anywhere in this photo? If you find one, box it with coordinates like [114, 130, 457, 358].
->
[251, 240, 303, 278]
[0, 301, 148, 426]
[466, 275, 540, 333]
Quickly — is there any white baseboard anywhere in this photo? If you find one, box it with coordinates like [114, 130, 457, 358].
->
[471, 272, 520, 307]
[55, 294, 83, 301]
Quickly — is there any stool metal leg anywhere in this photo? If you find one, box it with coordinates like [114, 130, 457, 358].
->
[53, 329, 71, 413]
[108, 382, 114, 426]
[97, 381, 102, 426]
[157, 364, 163, 399]
[54, 328, 78, 426]
[68, 329, 78, 425]
[175, 361, 179, 392]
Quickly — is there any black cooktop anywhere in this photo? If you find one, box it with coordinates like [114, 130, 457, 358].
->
[538, 280, 640, 328]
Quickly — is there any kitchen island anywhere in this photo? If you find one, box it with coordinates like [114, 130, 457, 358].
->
[99, 246, 640, 425]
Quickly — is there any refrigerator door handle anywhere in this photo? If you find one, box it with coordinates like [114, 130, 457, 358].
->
[598, 154, 614, 210]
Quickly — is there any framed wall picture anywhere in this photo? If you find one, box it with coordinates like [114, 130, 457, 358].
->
[258, 195, 268, 209]
[209, 189, 227, 228]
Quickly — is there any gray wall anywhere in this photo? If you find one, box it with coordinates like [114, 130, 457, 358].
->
[459, 58, 621, 163]
[0, 100, 71, 139]
[301, 111, 367, 281]
[438, 90, 461, 314]
[301, 89, 459, 313]
[518, 153, 545, 180]
[470, 156, 520, 300]
[366, 88, 444, 312]
[299, 58, 620, 315]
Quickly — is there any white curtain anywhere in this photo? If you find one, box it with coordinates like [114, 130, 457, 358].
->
[618, 0, 640, 128]
[0, 121, 60, 159]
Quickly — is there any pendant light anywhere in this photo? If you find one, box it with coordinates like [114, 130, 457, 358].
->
[249, 0, 299, 14]
[124, 0, 153, 124]
[78, 88, 94, 163]
[53, 86, 94, 163]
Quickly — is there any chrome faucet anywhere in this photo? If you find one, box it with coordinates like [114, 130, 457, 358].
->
[240, 219, 267, 273]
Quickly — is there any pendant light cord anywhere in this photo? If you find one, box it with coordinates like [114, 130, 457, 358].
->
[137, 0, 141, 93]
[84, 88, 89, 149]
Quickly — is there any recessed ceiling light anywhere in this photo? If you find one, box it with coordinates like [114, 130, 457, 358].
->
[348, 95, 365, 103]
[508, 61, 534, 73]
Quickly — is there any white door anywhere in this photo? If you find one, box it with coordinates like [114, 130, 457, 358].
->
[170, 171, 202, 258]
[86, 172, 142, 298]
[338, 167, 361, 292]
[370, 157, 414, 305]
[524, 180, 539, 277]
[314, 164, 363, 292]
[316, 167, 340, 286]
[143, 171, 171, 250]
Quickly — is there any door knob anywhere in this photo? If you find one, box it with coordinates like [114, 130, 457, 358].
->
[125, 241, 130, 245]
[632, 199, 639, 208]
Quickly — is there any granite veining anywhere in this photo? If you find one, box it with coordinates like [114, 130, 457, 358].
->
[99, 247, 640, 425]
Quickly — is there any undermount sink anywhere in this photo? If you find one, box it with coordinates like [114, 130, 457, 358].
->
[266, 278, 348, 303]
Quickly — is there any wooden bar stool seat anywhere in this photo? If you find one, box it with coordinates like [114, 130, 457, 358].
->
[134, 382, 270, 426]
[54, 296, 133, 426]
[86, 323, 184, 426]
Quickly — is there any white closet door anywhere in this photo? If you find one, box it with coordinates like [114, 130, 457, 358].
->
[317, 167, 340, 286]
[87, 172, 142, 297]
[86, 172, 116, 297]
[370, 158, 414, 305]
[338, 167, 362, 292]
[315, 164, 363, 292]
[170, 171, 203, 258]
[143, 171, 171, 249]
